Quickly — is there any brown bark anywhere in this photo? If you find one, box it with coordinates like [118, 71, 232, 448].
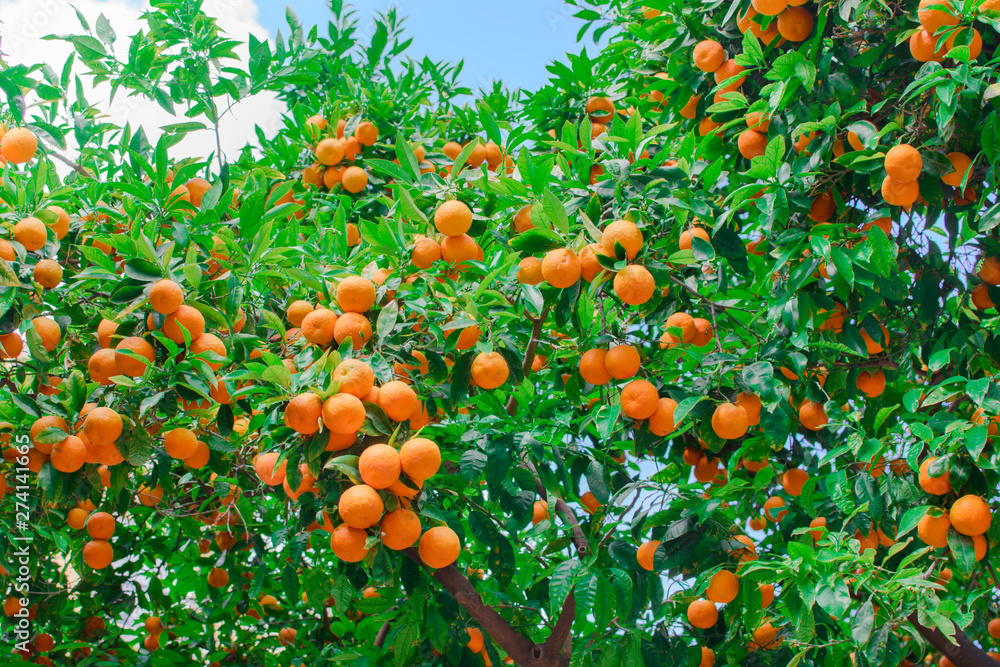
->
[908, 612, 998, 667]
[405, 548, 572, 667]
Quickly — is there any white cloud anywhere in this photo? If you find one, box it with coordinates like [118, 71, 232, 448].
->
[0, 0, 286, 167]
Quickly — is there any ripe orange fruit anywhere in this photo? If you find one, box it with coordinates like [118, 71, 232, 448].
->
[380, 508, 422, 550]
[339, 484, 384, 529]
[581, 492, 601, 514]
[321, 393, 367, 434]
[713, 60, 746, 90]
[435, 200, 473, 237]
[605, 344, 640, 379]
[88, 348, 120, 385]
[735, 393, 761, 426]
[0, 128, 37, 163]
[163, 305, 205, 344]
[918, 457, 952, 495]
[946, 28, 983, 60]
[185, 440, 210, 469]
[580, 349, 613, 385]
[648, 398, 678, 436]
[541, 248, 581, 288]
[32, 259, 63, 289]
[471, 352, 509, 389]
[164, 428, 198, 459]
[679, 227, 710, 251]
[636, 540, 661, 571]
[285, 393, 324, 435]
[614, 265, 655, 305]
[114, 337, 155, 376]
[972, 283, 995, 310]
[737, 130, 768, 160]
[620, 380, 659, 420]
[909, 29, 946, 62]
[331, 523, 370, 562]
[711, 403, 749, 440]
[856, 370, 886, 397]
[286, 300, 313, 326]
[376, 381, 417, 421]
[679, 95, 700, 120]
[918, 0, 958, 33]
[149, 280, 184, 315]
[254, 452, 288, 486]
[979, 257, 1000, 285]
[918, 511, 951, 548]
[315, 138, 345, 166]
[0, 332, 22, 359]
[14, 216, 48, 251]
[511, 205, 535, 234]
[399, 438, 441, 481]
[190, 333, 227, 370]
[440, 234, 481, 269]
[777, 6, 813, 41]
[517, 257, 544, 284]
[137, 484, 163, 507]
[884, 144, 922, 184]
[692, 40, 725, 72]
[51, 436, 86, 472]
[585, 96, 615, 122]
[601, 220, 643, 260]
[798, 401, 828, 430]
[763, 496, 788, 522]
[333, 311, 373, 348]
[412, 235, 443, 268]
[341, 166, 368, 193]
[418, 526, 461, 568]
[333, 359, 375, 398]
[466, 627, 485, 653]
[687, 599, 718, 629]
[355, 121, 378, 146]
[83, 540, 113, 569]
[808, 517, 827, 541]
[751, 620, 783, 650]
[83, 407, 123, 447]
[359, 444, 401, 489]
[706, 570, 739, 604]
[808, 192, 836, 223]
[950, 495, 991, 536]
[97, 319, 119, 348]
[30, 316, 60, 352]
[300, 308, 338, 346]
[67, 507, 88, 530]
[941, 151, 972, 187]
[337, 276, 376, 313]
[989, 618, 1000, 639]
[532, 500, 549, 525]
[881, 176, 919, 207]
[781, 468, 809, 496]
[86, 512, 115, 540]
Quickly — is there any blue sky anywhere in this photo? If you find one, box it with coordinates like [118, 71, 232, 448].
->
[254, 0, 591, 92]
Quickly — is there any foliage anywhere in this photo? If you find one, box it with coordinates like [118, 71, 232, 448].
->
[0, 0, 999, 666]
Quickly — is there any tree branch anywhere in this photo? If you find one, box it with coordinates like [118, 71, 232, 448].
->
[543, 589, 575, 658]
[505, 308, 549, 416]
[554, 498, 589, 556]
[373, 606, 399, 648]
[404, 549, 570, 667]
[907, 612, 998, 667]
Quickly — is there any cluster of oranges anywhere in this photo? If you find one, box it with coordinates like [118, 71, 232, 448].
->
[302, 116, 377, 193]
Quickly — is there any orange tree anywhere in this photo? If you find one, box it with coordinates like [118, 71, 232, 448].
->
[1, 0, 1000, 665]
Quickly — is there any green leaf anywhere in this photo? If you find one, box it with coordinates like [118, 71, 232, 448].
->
[865, 226, 895, 277]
